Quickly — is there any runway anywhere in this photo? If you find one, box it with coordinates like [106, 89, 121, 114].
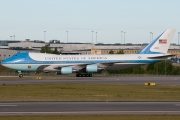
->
[0, 102, 180, 115]
[0, 76, 180, 85]
[0, 77, 180, 115]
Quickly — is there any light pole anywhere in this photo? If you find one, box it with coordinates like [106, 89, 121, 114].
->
[91, 31, 94, 43]
[44, 31, 46, 42]
[124, 32, 126, 44]
[121, 31, 123, 44]
[150, 32, 152, 43]
[150, 32, 153, 42]
[178, 32, 180, 49]
[10, 36, 12, 40]
[96, 32, 97, 44]
[13, 35, 15, 40]
[66, 31, 68, 43]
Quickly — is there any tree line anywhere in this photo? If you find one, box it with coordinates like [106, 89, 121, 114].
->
[107, 49, 180, 75]
[107, 61, 180, 75]
[40, 45, 61, 54]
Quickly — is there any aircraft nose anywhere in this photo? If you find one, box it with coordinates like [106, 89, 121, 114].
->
[1, 59, 9, 66]
[1, 60, 6, 66]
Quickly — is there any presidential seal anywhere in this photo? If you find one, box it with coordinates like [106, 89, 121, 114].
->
[28, 65, 31, 69]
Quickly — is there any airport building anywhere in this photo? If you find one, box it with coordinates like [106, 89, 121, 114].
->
[1, 40, 180, 61]
[50, 42, 93, 55]
[0, 39, 45, 61]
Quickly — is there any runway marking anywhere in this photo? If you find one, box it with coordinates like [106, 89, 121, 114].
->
[175, 104, 180, 106]
[0, 111, 180, 115]
[0, 105, 17, 107]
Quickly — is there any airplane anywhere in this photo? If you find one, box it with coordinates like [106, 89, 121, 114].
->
[1, 29, 176, 77]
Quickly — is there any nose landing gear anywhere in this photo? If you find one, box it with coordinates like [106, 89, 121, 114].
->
[18, 71, 23, 77]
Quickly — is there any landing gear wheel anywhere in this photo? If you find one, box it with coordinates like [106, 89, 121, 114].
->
[18, 74, 23, 77]
[76, 73, 92, 77]
[89, 74, 92, 77]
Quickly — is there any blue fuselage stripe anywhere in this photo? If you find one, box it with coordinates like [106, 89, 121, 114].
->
[2, 60, 160, 64]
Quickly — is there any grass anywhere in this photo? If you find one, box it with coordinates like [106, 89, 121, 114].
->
[0, 115, 180, 120]
[0, 83, 180, 101]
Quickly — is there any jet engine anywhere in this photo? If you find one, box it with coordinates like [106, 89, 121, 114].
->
[56, 67, 73, 75]
[86, 65, 104, 73]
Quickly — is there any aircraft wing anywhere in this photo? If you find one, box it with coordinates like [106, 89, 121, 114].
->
[36, 61, 123, 72]
[53, 64, 87, 70]
[53, 61, 122, 70]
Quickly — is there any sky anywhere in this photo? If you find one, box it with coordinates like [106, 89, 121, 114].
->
[0, 0, 180, 44]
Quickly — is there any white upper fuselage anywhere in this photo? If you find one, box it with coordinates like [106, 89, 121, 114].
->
[1, 52, 166, 72]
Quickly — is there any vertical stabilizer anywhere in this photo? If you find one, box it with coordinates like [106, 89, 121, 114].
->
[139, 29, 176, 54]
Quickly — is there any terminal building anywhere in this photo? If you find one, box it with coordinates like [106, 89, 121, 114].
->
[0, 39, 180, 61]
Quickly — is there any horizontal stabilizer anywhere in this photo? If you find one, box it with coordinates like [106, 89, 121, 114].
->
[147, 54, 176, 59]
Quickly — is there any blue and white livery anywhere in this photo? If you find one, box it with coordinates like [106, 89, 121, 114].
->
[1, 29, 176, 77]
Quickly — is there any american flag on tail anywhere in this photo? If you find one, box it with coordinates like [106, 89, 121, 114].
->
[159, 39, 167, 44]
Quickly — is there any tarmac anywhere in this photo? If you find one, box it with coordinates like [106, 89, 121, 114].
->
[0, 76, 180, 115]
[0, 102, 180, 115]
[0, 76, 180, 85]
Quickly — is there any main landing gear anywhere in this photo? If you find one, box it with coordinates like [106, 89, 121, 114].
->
[18, 71, 23, 77]
[76, 73, 92, 77]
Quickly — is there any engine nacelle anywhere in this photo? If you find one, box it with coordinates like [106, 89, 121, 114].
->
[86, 65, 98, 72]
[86, 65, 104, 73]
[56, 67, 73, 75]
